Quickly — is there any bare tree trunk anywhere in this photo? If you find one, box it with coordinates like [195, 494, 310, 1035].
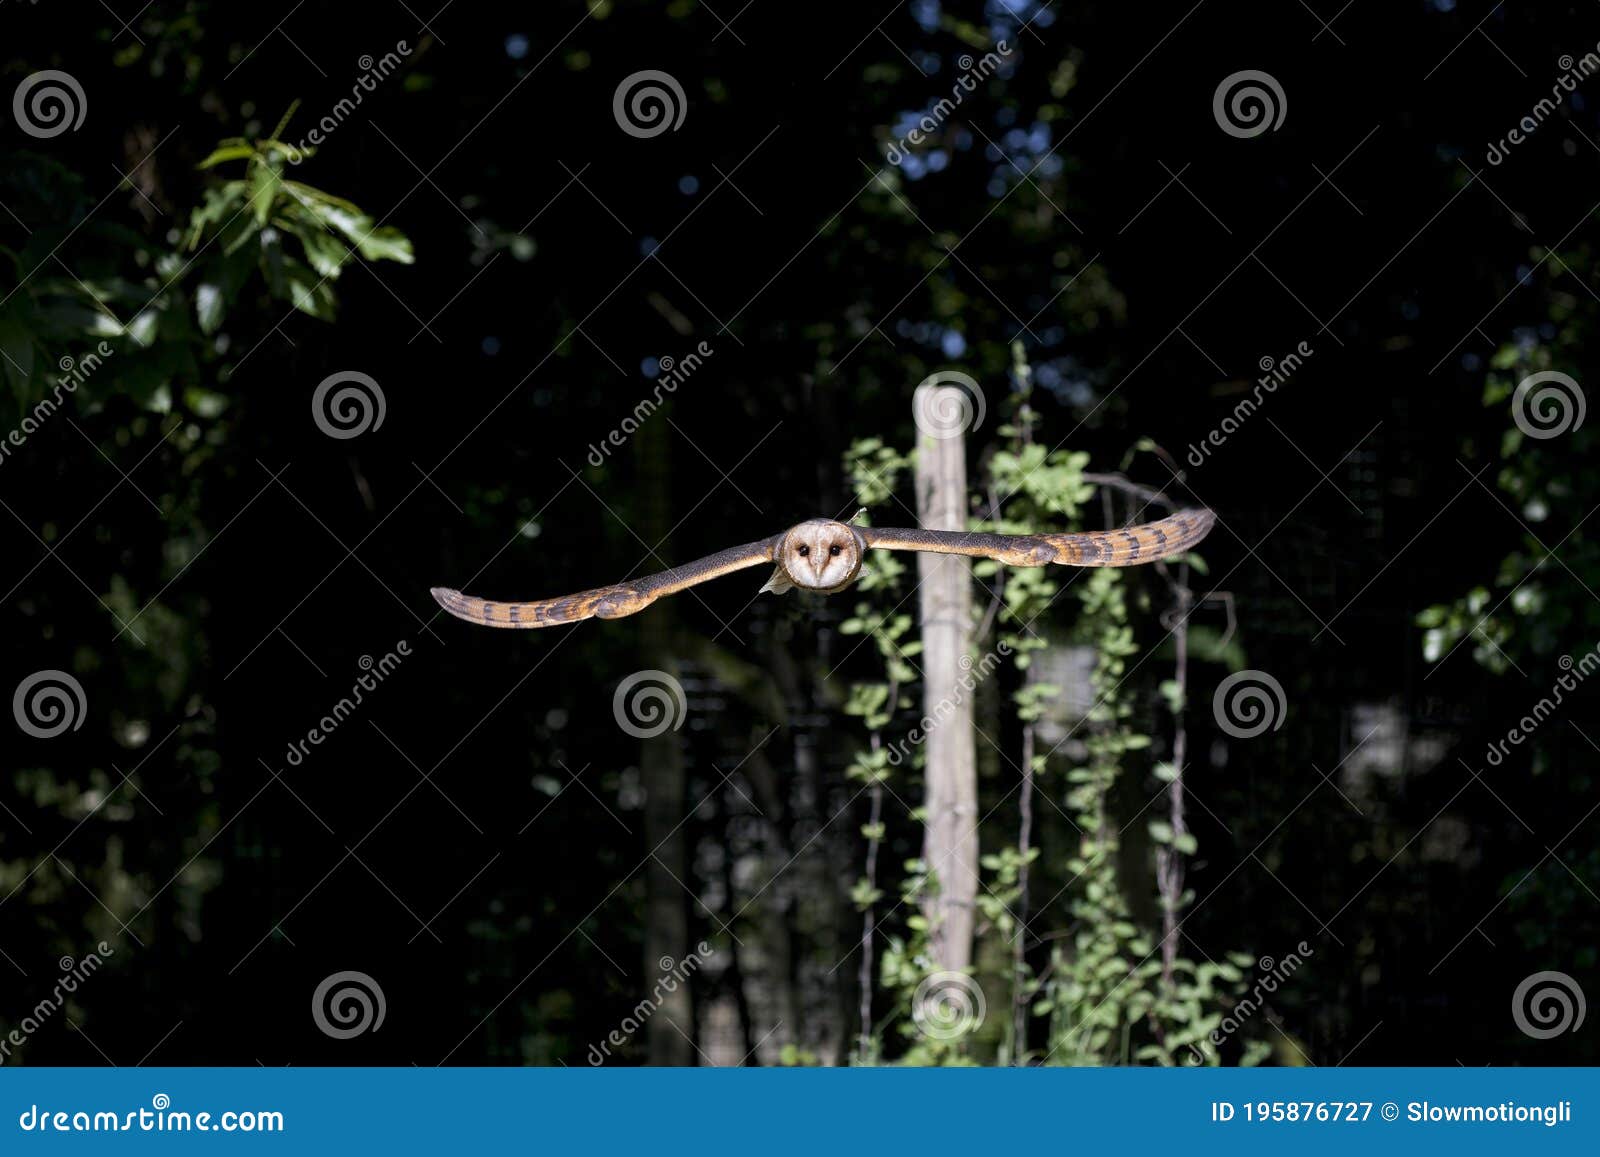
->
[637, 416, 694, 1065]
[913, 384, 978, 972]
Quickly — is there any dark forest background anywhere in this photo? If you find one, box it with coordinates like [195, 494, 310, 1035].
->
[3, 0, 1598, 1065]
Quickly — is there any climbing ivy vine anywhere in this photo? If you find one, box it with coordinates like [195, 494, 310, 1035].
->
[841, 346, 1258, 1066]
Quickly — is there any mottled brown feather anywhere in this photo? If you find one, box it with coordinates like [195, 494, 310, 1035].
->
[431, 537, 780, 630]
[860, 508, 1215, 568]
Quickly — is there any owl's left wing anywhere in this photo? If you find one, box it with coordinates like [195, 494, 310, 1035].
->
[860, 507, 1215, 568]
[432, 535, 781, 629]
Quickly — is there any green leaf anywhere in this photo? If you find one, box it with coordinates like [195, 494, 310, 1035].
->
[353, 225, 414, 265]
[195, 283, 224, 335]
[296, 227, 350, 279]
[196, 144, 257, 170]
[0, 320, 35, 395]
[247, 162, 279, 227]
[260, 228, 285, 297]
[125, 309, 160, 346]
[281, 258, 337, 321]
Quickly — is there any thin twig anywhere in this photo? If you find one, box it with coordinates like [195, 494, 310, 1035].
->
[856, 672, 897, 1064]
[1156, 566, 1193, 993]
[1012, 674, 1036, 1064]
[1082, 471, 1177, 511]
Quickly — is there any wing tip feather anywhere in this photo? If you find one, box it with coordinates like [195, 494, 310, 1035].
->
[431, 586, 492, 626]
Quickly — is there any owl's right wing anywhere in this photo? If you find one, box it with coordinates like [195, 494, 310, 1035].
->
[860, 508, 1215, 568]
[432, 535, 782, 629]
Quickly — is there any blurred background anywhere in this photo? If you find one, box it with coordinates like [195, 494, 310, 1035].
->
[2, 0, 1597, 1066]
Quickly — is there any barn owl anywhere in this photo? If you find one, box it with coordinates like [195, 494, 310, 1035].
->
[431, 507, 1214, 629]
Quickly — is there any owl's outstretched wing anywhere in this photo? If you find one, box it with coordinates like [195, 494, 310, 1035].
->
[860, 508, 1215, 568]
[432, 535, 781, 629]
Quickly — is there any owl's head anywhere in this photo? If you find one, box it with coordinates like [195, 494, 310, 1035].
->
[780, 519, 865, 591]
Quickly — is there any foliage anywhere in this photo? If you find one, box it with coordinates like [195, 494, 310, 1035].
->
[1, 119, 411, 1061]
[1417, 331, 1599, 674]
[841, 346, 1254, 1065]
[1, 117, 410, 420]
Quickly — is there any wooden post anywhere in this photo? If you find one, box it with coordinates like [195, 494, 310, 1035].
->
[913, 383, 978, 972]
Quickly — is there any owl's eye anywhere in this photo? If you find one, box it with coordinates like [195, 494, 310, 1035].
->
[829, 544, 842, 556]
[796, 545, 809, 557]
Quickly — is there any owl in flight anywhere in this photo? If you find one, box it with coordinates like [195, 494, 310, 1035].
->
[430, 507, 1214, 629]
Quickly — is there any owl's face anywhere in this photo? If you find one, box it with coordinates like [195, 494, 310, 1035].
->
[780, 519, 864, 592]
